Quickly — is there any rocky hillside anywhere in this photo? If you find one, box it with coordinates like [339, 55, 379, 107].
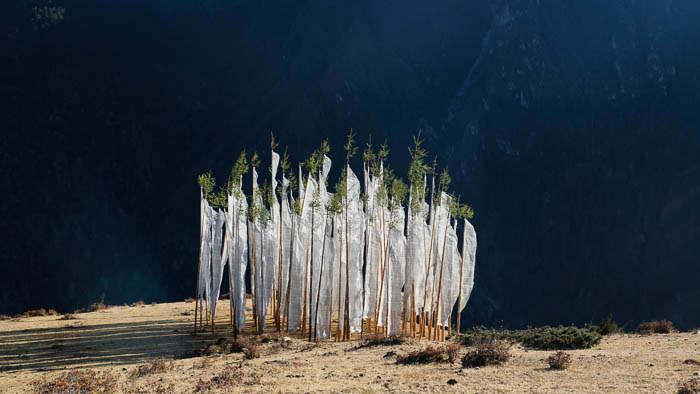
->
[1, 0, 699, 328]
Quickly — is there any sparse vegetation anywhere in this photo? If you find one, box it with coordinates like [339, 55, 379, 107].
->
[445, 344, 460, 363]
[637, 320, 674, 335]
[74, 302, 109, 314]
[184, 297, 196, 303]
[244, 343, 260, 359]
[195, 368, 244, 392]
[131, 301, 145, 307]
[396, 345, 457, 365]
[129, 358, 174, 379]
[590, 314, 624, 335]
[127, 382, 175, 394]
[461, 340, 512, 368]
[14, 308, 59, 318]
[677, 378, 700, 394]
[33, 369, 117, 393]
[547, 351, 572, 370]
[354, 334, 408, 350]
[195, 357, 214, 369]
[460, 326, 513, 346]
[58, 314, 77, 320]
[0, 315, 10, 321]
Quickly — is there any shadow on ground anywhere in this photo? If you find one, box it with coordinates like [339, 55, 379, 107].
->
[0, 318, 209, 373]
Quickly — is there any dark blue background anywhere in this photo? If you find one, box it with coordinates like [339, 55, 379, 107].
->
[2, 0, 699, 329]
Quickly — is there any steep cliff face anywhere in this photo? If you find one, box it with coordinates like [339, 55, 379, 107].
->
[2, 1, 699, 328]
[426, 0, 700, 328]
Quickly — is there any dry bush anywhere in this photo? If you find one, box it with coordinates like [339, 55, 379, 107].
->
[15, 308, 59, 318]
[396, 345, 455, 365]
[299, 343, 319, 352]
[677, 378, 700, 394]
[0, 315, 11, 321]
[58, 314, 77, 320]
[637, 320, 674, 335]
[194, 357, 214, 369]
[547, 351, 572, 370]
[195, 368, 244, 392]
[461, 340, 511, 368]
[184, 297, 196, 303]
[127, 383, 175, 394]
[74, 302, 109, 314]
[445, 344, 460, 363]
[129, 358, 174, 379]
[244, 344, 260, 359]
[33, 369, 117, 393]
[131, 301, 145, 307]
[354, 334, 408, 350]
[260, 333, 283, 343]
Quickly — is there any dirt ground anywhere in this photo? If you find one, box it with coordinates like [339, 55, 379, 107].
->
[1, 301, 699, 393]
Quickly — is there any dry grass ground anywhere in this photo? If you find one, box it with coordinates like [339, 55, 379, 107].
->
[1, 301, 699, 393]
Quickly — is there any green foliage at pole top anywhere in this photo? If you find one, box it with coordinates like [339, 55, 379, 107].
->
[408, 131, 430, 215]
[344, 129, 358, 162]
[378, 140, 389, 163]
[269, 133, 280, 176]
[363, 135, 375, 164]
[329, 168, 347, 215]
[228, 150, 249, 197]
[270, 132, 279, 151]
[303, 140, 330, 178]
[251, 152, 261, 169]
[198, 170, 215, 199]
[390, 177, 409, 206]
[439, 166, 451, 195]
[375, 165, 396, 208]
[278, 147, 298, 196]
[292, 197, 302, 216]
[387, 176, 408, 229]
[251, 181, 272, 225]
[209, 189, 227, 209]
[450, 195, 475, 220]
[195, 131, 475, 222]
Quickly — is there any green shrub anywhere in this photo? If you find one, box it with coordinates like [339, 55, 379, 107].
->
[459, 326, 513, 346]
[513, 326, 601, 350]
[590, 314, 623, 335]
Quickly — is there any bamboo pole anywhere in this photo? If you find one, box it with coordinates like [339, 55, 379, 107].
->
[308, 201, 315, 342]
[343, 171, 351, 341]
[301, 246, 309, 337]
[336, 220, 343, 341]
[283, 210, 295, 333]
[456, 219, 466, 334]
[431, 213, 450, 340]
[258, 226, 265, 335]
[421, 176, 437, 340]
[194, 192, 205, 334]
[313, 215, 329, 342]
[411, 283, 416, 337]
[276, 191, 284, 332]
[251, 223, 258, 334]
